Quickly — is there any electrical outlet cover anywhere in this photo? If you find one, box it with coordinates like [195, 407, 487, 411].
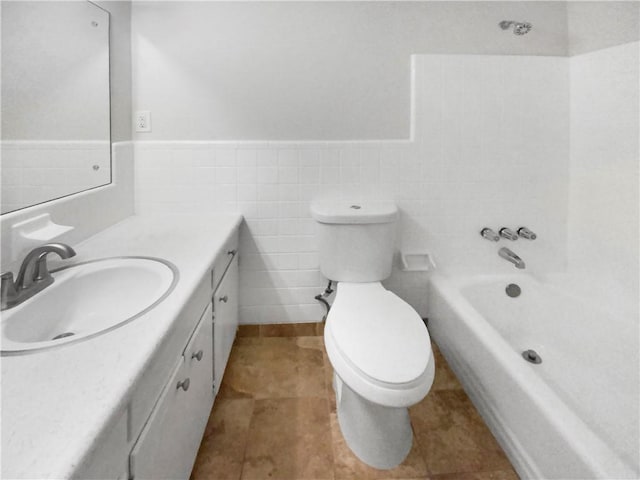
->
[135, 111, 151, 132]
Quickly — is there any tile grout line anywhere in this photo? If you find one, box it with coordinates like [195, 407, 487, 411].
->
[236, 398, 255, 480]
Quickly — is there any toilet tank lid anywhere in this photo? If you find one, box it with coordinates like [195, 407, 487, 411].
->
[310, 201, 398, 224]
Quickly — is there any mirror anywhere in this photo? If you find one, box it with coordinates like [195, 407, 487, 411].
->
[1, 1, 111, 215]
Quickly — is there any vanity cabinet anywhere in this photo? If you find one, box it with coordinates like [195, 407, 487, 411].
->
[127, 230, 239, 479]
[129, 304, 214, 480]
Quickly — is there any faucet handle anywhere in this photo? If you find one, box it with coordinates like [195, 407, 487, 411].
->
[517, 226, 537, 240]
[480, 228, 500, 242]
[2, 272, 16, 291]
[499, 227, 518, 241]
[1, 272, 18, 309]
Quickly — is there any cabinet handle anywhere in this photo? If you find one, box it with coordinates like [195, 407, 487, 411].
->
[176, 378, 190, 392]
[219, 295, 228, 303]
[227, 249, 237, 256]
[192, 350, 204, 361]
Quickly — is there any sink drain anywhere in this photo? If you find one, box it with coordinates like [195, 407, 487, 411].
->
[52, 332, 75, 340]
[522, 349, 542, 364]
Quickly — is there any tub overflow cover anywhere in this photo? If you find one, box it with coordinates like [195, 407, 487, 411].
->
[522, 349, 542, 364]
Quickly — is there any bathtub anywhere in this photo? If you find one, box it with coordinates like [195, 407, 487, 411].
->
[427, 272, 639, 479]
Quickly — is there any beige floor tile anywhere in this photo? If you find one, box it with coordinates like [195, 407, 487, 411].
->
[237, 325, 261, 338]
[432, 469, 519, 480]
[431, 343, 463, 391]
[219, 337, 326, 399]
[191, 398, 254, 480]
[260, 322, 321, 337]
[194, 334, 515, 480]
[330, 413, 428, 479]
[410, 390, 512, 476]
[241, 397, 335, 480]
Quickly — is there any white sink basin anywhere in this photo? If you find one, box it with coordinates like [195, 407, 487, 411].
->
[1, 257, 178, 355]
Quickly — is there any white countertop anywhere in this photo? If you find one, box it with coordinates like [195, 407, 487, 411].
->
[0, 213, 243, 479]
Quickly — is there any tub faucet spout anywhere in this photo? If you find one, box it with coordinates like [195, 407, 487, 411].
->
[498, 247, 525, 269]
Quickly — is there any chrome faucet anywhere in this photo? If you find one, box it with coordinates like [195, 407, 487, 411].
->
[1, 243, 76, 310]
[498, 247, 525, 269]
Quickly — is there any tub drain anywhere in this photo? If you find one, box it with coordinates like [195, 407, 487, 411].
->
[522, 349, 542, 364]
[506, 284, 521, 297]
[52, 332, 75, 340]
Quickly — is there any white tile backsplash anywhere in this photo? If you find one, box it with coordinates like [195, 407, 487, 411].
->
[135, 54, 571, 324]
[568, 42, 639, 317]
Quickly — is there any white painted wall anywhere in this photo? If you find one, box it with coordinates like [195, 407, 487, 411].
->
[568, 1, 640, 56]
[104, 0, 133, 143]
[567, 41, 639, 317]
[134, 54, 570, 324]
[131, 1, 568, 140]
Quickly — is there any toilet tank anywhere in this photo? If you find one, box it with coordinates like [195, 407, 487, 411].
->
[310, 201, 398, 282]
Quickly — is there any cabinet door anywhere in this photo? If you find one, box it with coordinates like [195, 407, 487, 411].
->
[129, 359, 187, 480]
[182, 303, 215, 458]
[213, 255, 238, 394]
[130, 307, 214, 480]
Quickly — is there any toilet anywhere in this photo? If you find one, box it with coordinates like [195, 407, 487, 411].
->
[310, 200, 435, 469]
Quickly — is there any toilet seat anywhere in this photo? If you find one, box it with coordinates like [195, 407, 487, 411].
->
[325, 282, 435, 407]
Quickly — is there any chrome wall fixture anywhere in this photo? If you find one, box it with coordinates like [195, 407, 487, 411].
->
[517, 227, 537, 240]
[480, 227, 500, 242]
[499, 227, 519, 241]
[480, 226, 537, 241]
[499, 20, 533, 36]
[499, 247, 526, 269]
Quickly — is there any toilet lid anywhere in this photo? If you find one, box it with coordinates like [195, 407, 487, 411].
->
[327, 283, 431, 385]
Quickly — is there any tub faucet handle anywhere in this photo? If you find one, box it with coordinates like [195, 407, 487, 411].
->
[499, 228, 518, 241]
[480, 228, 500, 242]
[517, 226, 537, 240]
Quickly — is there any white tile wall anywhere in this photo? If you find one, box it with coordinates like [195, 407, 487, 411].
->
[1, 141, 111, 213]
[135, 54, 571, 324]
[568, 41, 639, 316]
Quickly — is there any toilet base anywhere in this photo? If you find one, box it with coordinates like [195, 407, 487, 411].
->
[334, 374, 413, 470]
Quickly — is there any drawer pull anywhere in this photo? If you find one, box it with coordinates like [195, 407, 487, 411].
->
[176, 378, 190, 392]
[191, 350, 204, 361]
[227, 249, 237, 256]
[219, 295, 228, 303]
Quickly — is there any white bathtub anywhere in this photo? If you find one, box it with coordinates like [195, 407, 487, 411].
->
[428, 272, 639, 479]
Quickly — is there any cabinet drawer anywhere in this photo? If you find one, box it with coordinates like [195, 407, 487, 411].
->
[213, 255, 238, 394]
[184, 303, 214, 392]
[212, 230, 238, 291]
[130, 358, 185, 480]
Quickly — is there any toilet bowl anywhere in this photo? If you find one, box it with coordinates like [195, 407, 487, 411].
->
[325, 282, 434, 469]
[310, 200, 434, 469]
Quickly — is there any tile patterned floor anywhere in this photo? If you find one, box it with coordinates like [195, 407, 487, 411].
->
[191, 323, 519, 480]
